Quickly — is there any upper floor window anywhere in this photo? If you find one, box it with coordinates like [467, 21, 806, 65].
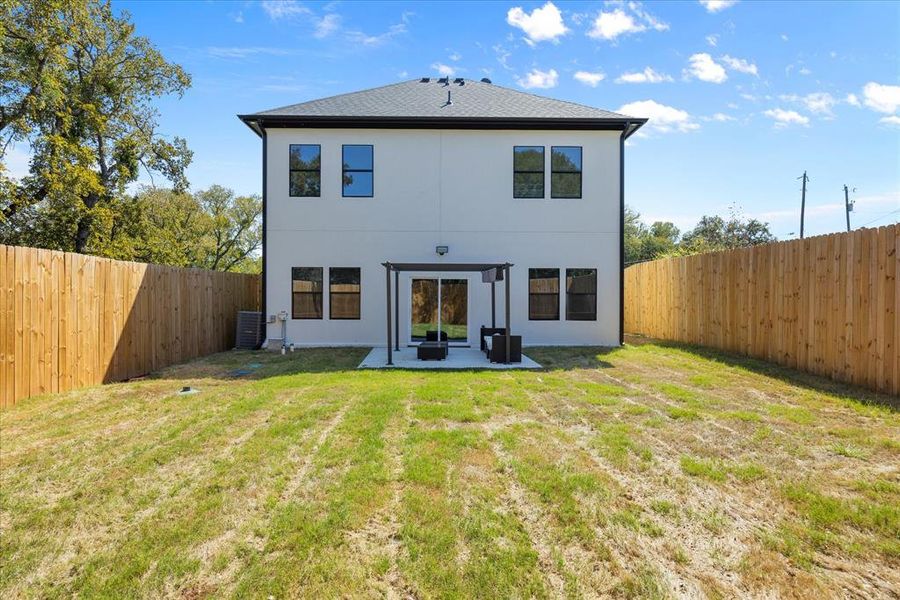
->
[342, 145, 374, 197]
[292, 267, 323, 319]
[551, 146, 582, 199]
[566, 268, 597, 321]
[528, 268, 559, 320]
[513, 146, 544, 198]
[329, 267, 361, 320]
[289, 144, 321, 197]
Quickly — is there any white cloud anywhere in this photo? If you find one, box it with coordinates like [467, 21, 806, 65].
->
[261, 0, 311, 20]
[206, 46, 293, 59]
[845, 93, 861, 107]
[516, 68, 559, 89]
[753, 191, 899, 224]
[618, 99, 699, 133]
[779, 92, 838, 117]
[314, 13, 341, 38]
[345, 21, 407, 46]
[493, 44, 512, 71]
[721, 55, 758, 76]
[763, 108, 809, 127]
[628, 2, 669, 31]
[573, 70, 605, 87]
[588, 9, 642, 40]
[710, 112, 736, 122]
[587, 3, 668, 41]
[699, 0, 738, 12]
[798, 67, 812, 76]
[705, 34, 718, 47]
[780, 33, 789, 41]
[448, 51, 462, 61]
[684, 53, 727, 83]
[615, 66, 673, 84]
[397, 70, 408, 78]
[862, 82, 900, 114]
[431, 62, 456, 77]
[805, 92, 837, 115]
[880, 115, 900, 127]
[507, 2, 568, 45]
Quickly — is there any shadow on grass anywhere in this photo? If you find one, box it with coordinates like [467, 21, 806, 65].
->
[148, 346, 619, 381]
[525, 346, 618, 371]
[626, 335, 898, 411]
[149, 347, 372, 382]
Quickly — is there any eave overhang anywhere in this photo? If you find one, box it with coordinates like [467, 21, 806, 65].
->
[237, 114, 647, 137]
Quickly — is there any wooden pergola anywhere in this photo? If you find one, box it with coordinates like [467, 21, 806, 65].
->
[382, 262, 513, 365]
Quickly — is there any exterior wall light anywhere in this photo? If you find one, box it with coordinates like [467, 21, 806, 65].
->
[435, 245, 449, 256]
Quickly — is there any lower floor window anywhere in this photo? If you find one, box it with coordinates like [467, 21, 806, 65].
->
[529, 268, 559, 320]
[292, 267, 323, 319]
[566, 268, 597, 320]
[330, 267, 361, 319]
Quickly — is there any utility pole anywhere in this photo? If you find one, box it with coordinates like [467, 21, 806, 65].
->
[798, 171, 809, 239]
[843, 184, 852, 232]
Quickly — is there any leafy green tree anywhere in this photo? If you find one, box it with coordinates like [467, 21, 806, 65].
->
[625, 204, 775, 262]
[195, 185, 262, 272]
[624, 206, 680, 263]
[624, 205, 648, 264]
[680, 214, 776, 254]
[99, 187, 208, 265]
[0, 0, 192, 253]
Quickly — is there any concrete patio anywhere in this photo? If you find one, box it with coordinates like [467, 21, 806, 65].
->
[358, 346, 542, 369]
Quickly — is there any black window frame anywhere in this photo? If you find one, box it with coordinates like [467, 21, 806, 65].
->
[291, 267, 323, 320]
[342, 144, 374, 198]
[513, 146, 545, 199]
[329, 267, 361, 320]
[565, 268, 597, 321]
[550, 146, 582, 199]
[288, 144, 321, 198]
[528, 268, 560, 321]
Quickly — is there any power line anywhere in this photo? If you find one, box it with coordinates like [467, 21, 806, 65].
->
[857, 208, 900, 228]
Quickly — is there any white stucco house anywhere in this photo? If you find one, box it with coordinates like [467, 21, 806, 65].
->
[239, 78, 644, 362]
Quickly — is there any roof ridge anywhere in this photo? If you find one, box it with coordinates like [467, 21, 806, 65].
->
[469, 78, 633, 120]
[240, 77, 643, 124]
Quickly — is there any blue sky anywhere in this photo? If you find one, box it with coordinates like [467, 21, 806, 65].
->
[9, 0, 899, 238]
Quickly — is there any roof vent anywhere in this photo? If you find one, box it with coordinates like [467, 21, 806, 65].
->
[420, 77, 430, 83]
[438, 76, 450, 85]
[454, 77, 464, 85]
[481, 77, 492, 84]
[445, 90, 452, 105]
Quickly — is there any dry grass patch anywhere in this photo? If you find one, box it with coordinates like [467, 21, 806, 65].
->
[1, 340, 897, 598]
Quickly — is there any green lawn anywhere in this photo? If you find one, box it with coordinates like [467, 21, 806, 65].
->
[1, 339, 897, 598]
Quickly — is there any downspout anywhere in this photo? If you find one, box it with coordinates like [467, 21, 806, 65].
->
[258, 125, 268, 349]
[618, 122, 631, 347]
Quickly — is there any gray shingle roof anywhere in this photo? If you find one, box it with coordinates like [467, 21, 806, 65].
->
[243, 78, 636, 121]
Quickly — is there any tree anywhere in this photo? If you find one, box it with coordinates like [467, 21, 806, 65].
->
[195, 185, 261, 272]
[624, 205, 680, 264]
[624, 205, 647, 264]
[99, 187, 208, 265]
[624, 204, 775, 263]
[680, 214, 776, 254]
[0, 0, 192, 253]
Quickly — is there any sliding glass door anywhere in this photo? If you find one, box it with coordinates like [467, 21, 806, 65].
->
[410, 278, 468, 344]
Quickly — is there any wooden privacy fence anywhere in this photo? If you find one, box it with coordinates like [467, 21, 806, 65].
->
[0, 244, 261, 407]
[624, 225, 898, 396]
